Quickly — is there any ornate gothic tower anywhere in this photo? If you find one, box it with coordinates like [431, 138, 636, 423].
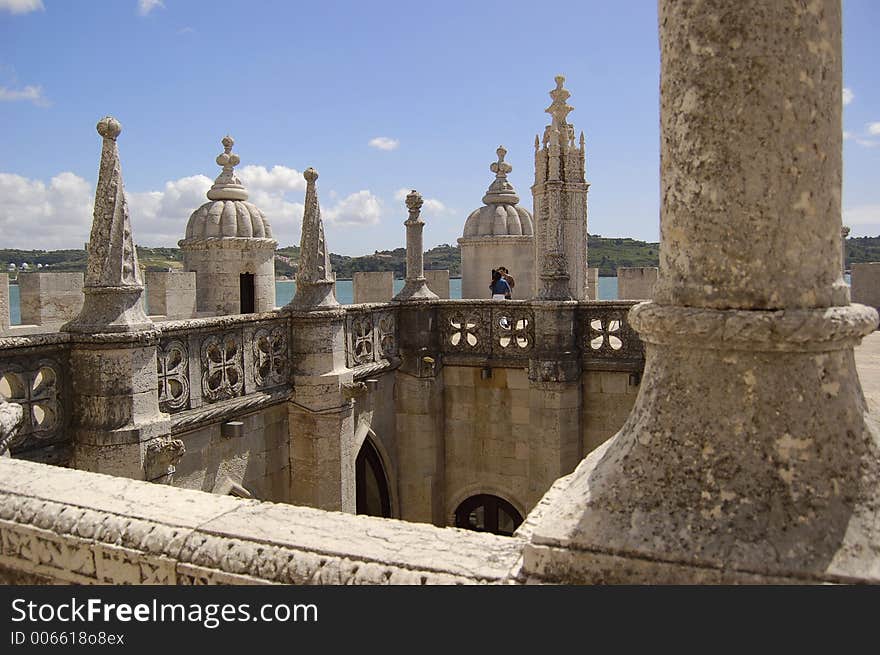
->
[532, 75, 589, 300]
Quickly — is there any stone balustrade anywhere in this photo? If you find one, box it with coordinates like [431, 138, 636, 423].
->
[0, 332, 70, 460]
[155, 312, 291, 434]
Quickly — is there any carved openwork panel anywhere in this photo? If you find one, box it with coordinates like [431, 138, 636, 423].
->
[375, 311, 397, 359]
[491, 307, 535, 355]
[581, 307, 644, 359]
[252, 325, 288, 389]
[157, 338, 189, 413]
[200, 332, 244, 402]
[441, 308, 489, 354]
[348, 313, 374, 366]
[0, 358, 64, 452]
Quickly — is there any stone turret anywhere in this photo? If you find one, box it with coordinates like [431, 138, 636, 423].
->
[179, 136, 277, 315]
[459, 147, 535, 299]
[532, 76, 589, 300]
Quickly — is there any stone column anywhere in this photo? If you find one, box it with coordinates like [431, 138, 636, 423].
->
[62, 117, 178, 482]
[393, 191, 438, 302]
[285, 167, 356, 512]
[525, 302, 582, 510]
[520, 0, 880, 584]
[394, 303, 446, 524]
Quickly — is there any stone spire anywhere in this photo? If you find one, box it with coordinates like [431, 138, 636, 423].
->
[533, 75, 589, 300]
[393, 190, 438, 301]
[288, 167, 339, 310]
[63, 116, 151, 333]
[207, 135, 248, 201]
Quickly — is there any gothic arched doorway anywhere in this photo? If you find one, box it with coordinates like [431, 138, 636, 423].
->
[454, 494, 523, 536]
[355, 437, 391, 518]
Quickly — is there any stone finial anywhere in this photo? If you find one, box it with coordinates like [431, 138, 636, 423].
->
[63, 116, 151, 333]
[207, 135, 248, 201]
[405, 189, 423, 222]
[482, 145, 519, 206]
[842, 225, 851, 238]
[287, 167, 339, 310]
[545, 75, 574, 129]
[490, 146, 512, 179]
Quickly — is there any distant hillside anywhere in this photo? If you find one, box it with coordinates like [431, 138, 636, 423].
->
[3, 235, 877, 280]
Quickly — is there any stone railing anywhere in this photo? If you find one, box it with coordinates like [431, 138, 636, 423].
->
[0, 457, 524, 585]
[343, 304, 399, 379]
[578, 301, 645, 370]
[0, 332, 70, 459]
[433, 299, 644, 368]
[437, 300, 537, 363]
[156, 312, 291, 433]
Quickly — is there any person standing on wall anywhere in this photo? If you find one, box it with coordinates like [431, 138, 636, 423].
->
[497, 266, 514, 299]
[490, 269, 511, 300]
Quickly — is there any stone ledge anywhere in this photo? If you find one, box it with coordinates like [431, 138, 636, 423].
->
[0, 458, 524, 585]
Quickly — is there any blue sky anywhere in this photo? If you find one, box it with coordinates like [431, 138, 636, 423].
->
[1, 0, 878, 256]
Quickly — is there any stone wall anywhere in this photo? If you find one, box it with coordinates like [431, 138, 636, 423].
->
[586, 268, 599, 300]
[18, 272, 84, 326]
[172, 403, 289, 503]
[617, 267, 658, 300]
[424, 270, 450, 299]
[459, 237, 535, 300]
[146, 270, 197, 319]
[0, 457, 523, 585]
[443, 365, 531, 522]
[582, 370, 640, 454]
[851, 263, 880, 313]
[353, 271, 393, 303]
[183, 242, 275, 315]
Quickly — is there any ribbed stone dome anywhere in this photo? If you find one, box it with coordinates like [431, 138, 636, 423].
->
[463, 203, 533, 237]
[181, 135, 274, 241]
[185, 200, 273, 239]
[462, 146, 533, 238]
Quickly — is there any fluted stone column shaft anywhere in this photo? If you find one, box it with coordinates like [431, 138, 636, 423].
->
[519, 0, 880, 584]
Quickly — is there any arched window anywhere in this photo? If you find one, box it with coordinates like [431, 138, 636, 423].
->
[356, 437, 391, 518]
[454, 494, 523, 537]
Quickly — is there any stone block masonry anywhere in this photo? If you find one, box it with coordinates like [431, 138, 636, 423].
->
[353, 271, 393, 303]
[18, 272, 84, 326]
[851, 263, 880, 316]
[146, 270, 196, 319]
[617, 267, 657, 300]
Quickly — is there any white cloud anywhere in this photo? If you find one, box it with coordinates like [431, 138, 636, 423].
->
[0, 84, 48, 107]
[844, 205, 880, 232]
[393, 187, 452, 216]
[843, 131, 853, 140]
[238, 165, 306, 194]
[177, 26, 195, 35]
[843, 87, 854, 106]
[127, 175, 213, 245]
[867, 122, 880, 136]
[323, 191, 382, 226]
[0, 172, 93, 249]
[368, 137, 399, 151]
[0, 0, 44, 14]
[137, 0, 164, 16]
[856, 139, 879, 148]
